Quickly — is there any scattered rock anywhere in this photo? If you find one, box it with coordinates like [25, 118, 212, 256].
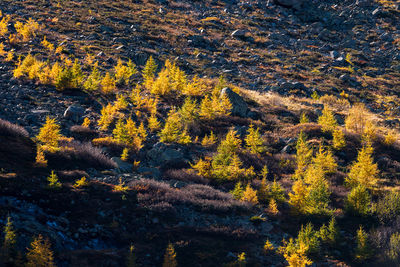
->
[147, 143, 189, 169]
[220, 87, 248, 117]
[64, 105, 85, 123]
[231, 29, 248, 39]
[111, 157, 133, 173]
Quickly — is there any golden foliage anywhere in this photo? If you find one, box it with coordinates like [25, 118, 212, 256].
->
[35, 146, 48, 167]
[345, 103, 371, 136]
[36, 117, 62, 148]
[159, 108, 191, 144]
[84, 62, 101, 91]
[384, 130, 397, 146]
[312, 145, 337, 175]
[5, 50, 13, 62]
[114, 59, 137, 85]
[121, 148, 129, 161]
[0, 42, 6, 56]
[346, 144, 379, 189]
[3, 216, 16, 254]
[288, 179, 308, 214]
[268, 198, 279, 215]
[47, 170, 61, 189]
[299, 113, 309, 124]
[332, 128, 346, 150]
[13, 54, 36, 78]
[201, 131, 217, 146]
[0, 15, 10, 36]
[163, 243, 177, 267]
[279, 239, 312, 267]
[191, 157, 212, 178]
[114, 94, 129, 111]
[98, 104, 119, 131]
[148, 114, 161, 133]
[264, 239, 275, 253]
[14, 18, 41, 42]
[179, 97, 199, 124]
[114, 178, 129, 192]
[183, 75, 206, 96]
[241, 184, 258, 204]
[82, 117, 91, 127]
[73, 177, 89, 188]
[26, 235, 55, 267]
[41, 36, 54, 52]
[113, 118, 146, 150]
[355, 226, 371, 261]
[294, 131, 313, 179]
[318, 106, 337, 133]
[245, 124, 266, 154]
[143, 56, 158, 90]
[199, 94, 232, 120]
[101, 72, 116, 94]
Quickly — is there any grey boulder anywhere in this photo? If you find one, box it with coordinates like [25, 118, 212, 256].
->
[220, 87, 248, 117]
[63, 105, 85, 122]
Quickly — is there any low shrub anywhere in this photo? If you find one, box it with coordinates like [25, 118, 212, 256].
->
[0, 118, 29, 138]
[375, 190, 400, 223]
[130, 179, 250, 213]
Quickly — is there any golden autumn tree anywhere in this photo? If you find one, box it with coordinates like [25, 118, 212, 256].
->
[355, 226, 371, 261]
[245, 124, 266, 154]
[26, 235, 55, 267]
[288, 179, 308, 214]
[346, 144, 379, 189]
[1, 216, 16, 262]
[332, 128, 346, 150]
[199, 95, 214, 119]
[98, 104, 117, 131]
[345, 103, 370, 135]
[101, 72, 116, 94]
[318, 106, 338, 133]
[84, 62, 101, 91]
[163, 243, 177, 267]
[294, 131, 313, 179]
[241, 184, 258, 204]
[179, 97, 199, 124]
[148, 114, 161, 133]
[36, 117, 62, 149]
[159, 108, 191, 144]
[312, 145, 337, 175]
[115, 59, 137, 85]
[142, 56, 157, 89]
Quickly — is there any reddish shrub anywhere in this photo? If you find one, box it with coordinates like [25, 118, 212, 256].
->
[70, 125, 98, 141]
[0, 118, 29, 138]
[163, 169, 208, 184]
[130, 179, 250, 213]
[47, 141, 116, 170]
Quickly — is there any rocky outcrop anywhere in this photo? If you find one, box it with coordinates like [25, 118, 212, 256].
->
[64, 105, 85, 123]
[220, 88, 248, 117]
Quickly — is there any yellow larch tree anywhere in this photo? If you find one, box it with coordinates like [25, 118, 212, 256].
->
[26, 235, 55, 267]
[163, 243, 177, 267]
[346, 144, 379, 189]
[36, 117, 62, 148]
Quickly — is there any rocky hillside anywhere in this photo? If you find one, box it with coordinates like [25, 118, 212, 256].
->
[0, 0, 399, 266]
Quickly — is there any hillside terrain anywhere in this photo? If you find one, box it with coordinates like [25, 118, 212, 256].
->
[0, 0, 400, 266]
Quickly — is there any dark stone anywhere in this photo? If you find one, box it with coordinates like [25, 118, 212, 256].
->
[273, 0, 304, 9]
[64, 105, 85, 123]
[220, 88, 248, 117]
